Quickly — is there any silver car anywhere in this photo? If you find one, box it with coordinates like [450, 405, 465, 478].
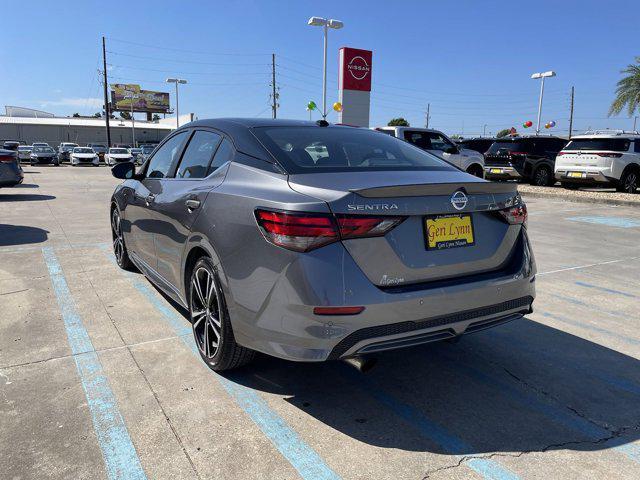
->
[110, 119, 535, 371]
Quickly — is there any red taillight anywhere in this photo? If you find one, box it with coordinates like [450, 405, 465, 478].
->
[336, 215, 405, 240]
[313, 306, 365, 315]
[556, 151, 568, 156]
[509, 152, 527, 156]
[497, 204, 527, 226]
[255, 209, 405, 252]
[593, 152, 623, 158]
[0, 154, 15, 163]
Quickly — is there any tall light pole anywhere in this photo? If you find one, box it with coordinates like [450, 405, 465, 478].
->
[166, 78, 188, 129]
[124, 91, 138, 147]
[308, 17, 343, 119]
[531, 71, 556, 135]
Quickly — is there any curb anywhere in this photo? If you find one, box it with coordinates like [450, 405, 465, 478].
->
[518, 189, 640, 208]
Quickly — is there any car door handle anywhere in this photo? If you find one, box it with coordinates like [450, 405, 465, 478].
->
[145, 194, 155, 206]
[185, 199, 201, 211]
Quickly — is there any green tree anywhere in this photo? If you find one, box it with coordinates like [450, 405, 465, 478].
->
[93, 112, 101, 118]
[72, 112, 80, 117]
[152, 114, 161, 122]
[609, 57, 640, 117]
[119, 111, 132, 120]
[496, 128, 511, 138]
[388, 117, 410, 127]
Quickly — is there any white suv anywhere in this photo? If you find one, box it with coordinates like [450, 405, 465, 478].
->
[555, 131, 640, 193]
[375, 126, 485, 177]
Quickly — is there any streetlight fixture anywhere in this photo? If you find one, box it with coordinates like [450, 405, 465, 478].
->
[307, 16, 343, 119]
[166, 78, 188, 129]
[531, 70, 556, 135]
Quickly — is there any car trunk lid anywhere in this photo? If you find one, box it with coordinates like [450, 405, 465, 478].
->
[289, 170, 523, 287]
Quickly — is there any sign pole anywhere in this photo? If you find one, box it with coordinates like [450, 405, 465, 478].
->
[102, 36, 111, 148]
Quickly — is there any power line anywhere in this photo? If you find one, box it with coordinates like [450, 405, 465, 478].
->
[106, 50, 269, 66]
[107, 63, 271, 76]
[106, 37, 271, 56]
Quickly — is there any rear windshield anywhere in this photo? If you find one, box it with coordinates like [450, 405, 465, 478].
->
[74, 148, 94, 153]
[142, 145, 155, 153]
[110, 148, 129, 154]
[564, 138, 630, 152]
[18, 146, 32, 151]
[34, 147, 54, 153]
[252, 126, 454, 174]
[487, 140, 531, 154]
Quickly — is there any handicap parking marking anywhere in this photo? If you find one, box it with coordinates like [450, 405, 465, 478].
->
[41, 247, 147, 480]
[567, 216, 640, 228]
[102, 249, 341, 480]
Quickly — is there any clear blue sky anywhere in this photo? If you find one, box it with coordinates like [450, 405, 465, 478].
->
[1, 0, 638, 136]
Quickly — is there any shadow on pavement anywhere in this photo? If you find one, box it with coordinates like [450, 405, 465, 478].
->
[0, 224, 49, 246]
[12, 183, 39, 189]
[223, 317, 640, 457]
[0, 193, 55, 202]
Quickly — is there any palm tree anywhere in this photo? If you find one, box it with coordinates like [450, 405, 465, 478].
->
[609, 57, 640, 117]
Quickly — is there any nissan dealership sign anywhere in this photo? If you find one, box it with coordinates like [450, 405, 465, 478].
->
[338, 47, 372, 126]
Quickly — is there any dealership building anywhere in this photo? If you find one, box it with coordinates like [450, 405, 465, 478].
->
[0, 106, 187, 147]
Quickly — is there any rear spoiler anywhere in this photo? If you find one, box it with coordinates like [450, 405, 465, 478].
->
[353, 182, 518, 198]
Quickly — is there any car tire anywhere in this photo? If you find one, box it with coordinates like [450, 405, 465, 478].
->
[111, 207, 134, 271]
[465, 164, 484, 178]
[531, 165, 553, 186]
[561, 182, 580, 190]
[616, 168, 639, 194]
[189, 257, 255, 372]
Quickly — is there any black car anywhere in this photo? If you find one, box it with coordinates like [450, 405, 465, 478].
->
[457, 137, 496, 155]
[30, 146, 60, 166]
[88, 143, 108, 162]
[0, 148, 24, 188]
[484, 136, 568, 186]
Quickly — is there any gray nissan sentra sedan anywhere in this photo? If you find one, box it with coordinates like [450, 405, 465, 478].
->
[110, 119, 535, 371]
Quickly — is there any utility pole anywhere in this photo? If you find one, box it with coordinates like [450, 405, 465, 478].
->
[634, 116, 638, 132]
[271, 54, 277, 119]
[569, 86, 574, 139]
[425, 103, 430, 128]
[102, 36, 111, 148]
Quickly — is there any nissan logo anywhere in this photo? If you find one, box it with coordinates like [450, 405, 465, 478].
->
[348, 56, 370, 81]
[451, 191, 468, 210]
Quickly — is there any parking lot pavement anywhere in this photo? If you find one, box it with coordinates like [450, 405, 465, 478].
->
[1, 166, 640, 479]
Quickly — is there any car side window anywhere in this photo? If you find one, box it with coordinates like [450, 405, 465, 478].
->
[175, 130, 222, 179]
[209, 138, 235, 174]
[404, 131, 431, 150]
[427, 132, 455, 151]
[634, 141, 640, 153]
[146, 131, 188, 179]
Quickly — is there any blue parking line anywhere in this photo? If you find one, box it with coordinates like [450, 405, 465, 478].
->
[567, 216, 640, 228]
[42, 247, 147, 480]
[111, 255, 340, 480]
[342, 369, 520, 480]
[574, 281, 637, 299]
[539, 311, 640, 347]
[548, 293, 630, 320]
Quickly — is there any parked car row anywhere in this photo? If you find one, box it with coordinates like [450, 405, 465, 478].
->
[2, 140, 157, 167]
[454, 130, 639, 193]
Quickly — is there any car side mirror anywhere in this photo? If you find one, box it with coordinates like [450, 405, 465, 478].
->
[111, 161, 137, 180]
[445, 146, 459, 155]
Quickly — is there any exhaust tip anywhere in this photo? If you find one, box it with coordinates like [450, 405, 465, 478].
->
[343, 356, 377, 374]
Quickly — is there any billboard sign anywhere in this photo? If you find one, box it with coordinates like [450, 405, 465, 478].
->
[339, 47, 372, 92]
[110, 84, 170, 113]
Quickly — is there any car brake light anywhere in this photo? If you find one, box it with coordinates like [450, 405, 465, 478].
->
[593, 152, 623, 158]
[255, 209, 405, 252]
[0, 154, 15, 163]
[497, 204, 527, 226]
[509, 152, 527, 156]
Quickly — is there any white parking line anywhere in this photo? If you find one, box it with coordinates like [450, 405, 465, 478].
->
[538, 256, 640, 276]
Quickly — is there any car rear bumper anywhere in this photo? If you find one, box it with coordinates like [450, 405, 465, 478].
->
[484, 165, 523, 179]
[555, 167, 615, 184]
[230, 228, 536, 362]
